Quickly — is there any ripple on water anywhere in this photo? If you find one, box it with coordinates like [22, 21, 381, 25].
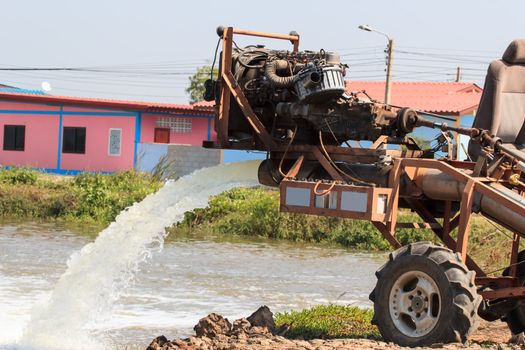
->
[0, 162, 385, 350]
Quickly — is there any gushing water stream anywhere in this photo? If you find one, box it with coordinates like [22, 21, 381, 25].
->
[17, 161, 260, 350]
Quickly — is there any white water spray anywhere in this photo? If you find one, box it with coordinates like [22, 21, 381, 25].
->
[19, 161, 260, 350]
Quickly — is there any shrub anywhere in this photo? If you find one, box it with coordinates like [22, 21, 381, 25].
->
[170, 187, 428, 251]
[0, 168, 162, 224]
[0, 167, 38, 185]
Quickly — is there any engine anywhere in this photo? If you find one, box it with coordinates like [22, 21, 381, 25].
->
[205, 44, 408, 148]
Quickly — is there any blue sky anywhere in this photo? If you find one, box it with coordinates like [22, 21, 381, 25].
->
[0, 0, 523, 103]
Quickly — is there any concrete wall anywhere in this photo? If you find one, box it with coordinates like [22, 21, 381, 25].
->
[136, 143, 169, 173]
[137, 143, 222, 177]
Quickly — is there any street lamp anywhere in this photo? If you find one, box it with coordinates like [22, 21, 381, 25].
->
[358, 24, 394, 105]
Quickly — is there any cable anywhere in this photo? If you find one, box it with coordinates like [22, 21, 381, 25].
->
[484, 258, 525, 277]
[278, 125, 298, 178]
[3, 70, 193, 88]
[318, 131, 372, 185]
[210, 37, 221, 81]
[395, 50, 493, 64]
[396, 45, 499, 54]
[0, 77, 187, 99]
[393, 56, 489, 65]
[313, 180, 336, 196]
[324, 118, 351, 148]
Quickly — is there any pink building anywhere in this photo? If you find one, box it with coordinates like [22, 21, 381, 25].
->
[0, 89, 217, 174]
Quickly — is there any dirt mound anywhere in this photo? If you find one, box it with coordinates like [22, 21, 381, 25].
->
[146, 307, 521, 350]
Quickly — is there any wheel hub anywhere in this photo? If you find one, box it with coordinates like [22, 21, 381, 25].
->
[411, 295, 425, 312]
[389, 270, 441, 337]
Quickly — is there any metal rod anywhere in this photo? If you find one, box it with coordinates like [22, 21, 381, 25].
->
[232, 28, 299, 42]
[385, 104, 457, 122]
[497, 143, 525, 164]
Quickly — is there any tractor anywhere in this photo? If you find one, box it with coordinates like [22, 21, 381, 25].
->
[202, 26, 525, 346]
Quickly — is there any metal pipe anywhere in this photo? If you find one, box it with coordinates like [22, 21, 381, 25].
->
[497, 143, 525, 165]
[265, 60, 297, 88]
[418, 169, 525, 235]
[232, 28, 299, 42]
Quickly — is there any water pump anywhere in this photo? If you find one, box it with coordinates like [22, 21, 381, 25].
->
[204, 27, 414, 150]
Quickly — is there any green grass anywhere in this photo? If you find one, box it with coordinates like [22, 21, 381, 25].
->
[274, 305, 379, 340]
[170, 187, 522, 271]
[0, 167, 162, 224]
[0, 168, 519, 273]
[168, 187, 435, 251]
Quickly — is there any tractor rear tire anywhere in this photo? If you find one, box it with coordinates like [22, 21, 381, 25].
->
[369, 242, 481, 347]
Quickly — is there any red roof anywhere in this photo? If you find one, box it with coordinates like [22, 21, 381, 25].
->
[345, 81, 482, 115]
[16, 81, 477, 116]
[191, 100, 216, 112]
[0, 91, 213, 115]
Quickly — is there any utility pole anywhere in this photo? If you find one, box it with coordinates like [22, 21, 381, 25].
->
[385, 38, 394, 105]
[358, 24, 394, 105]
[455, 66, 462, 82]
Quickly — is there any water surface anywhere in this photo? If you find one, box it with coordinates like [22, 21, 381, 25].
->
[0, 221, 385, 349]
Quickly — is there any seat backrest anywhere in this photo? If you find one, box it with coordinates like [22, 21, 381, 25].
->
[468, 39, 525, 160]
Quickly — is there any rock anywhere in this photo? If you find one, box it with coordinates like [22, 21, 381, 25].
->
[146, 335, 169, 350]
[147, 307, 520, 350]
[275, 323, 290, 337]
[246, 305, 276, 334]
[194, 312, 232, 338]
[231, 318, 251, 334]
[509, 332, 525, 344]
[249, 325, 271, 336]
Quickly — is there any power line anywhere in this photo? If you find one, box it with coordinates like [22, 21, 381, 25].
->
[395, 50, 491, 64]
[0, 77, 187, 99]
[396, 45, 500, 55]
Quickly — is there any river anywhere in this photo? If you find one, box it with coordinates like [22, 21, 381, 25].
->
[0, 220, 385, 349]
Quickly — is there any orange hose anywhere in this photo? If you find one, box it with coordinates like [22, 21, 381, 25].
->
[313, 180, 336, 196]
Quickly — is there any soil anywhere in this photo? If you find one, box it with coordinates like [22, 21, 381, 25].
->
[146, 307, 523, 350]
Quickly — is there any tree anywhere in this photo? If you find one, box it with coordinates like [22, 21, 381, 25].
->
[186, 66, 218, 104]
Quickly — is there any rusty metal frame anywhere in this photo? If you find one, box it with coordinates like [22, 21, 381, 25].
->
[216, 27, 299, 150]
[280, 155, 525, 300]
[393, 158, 525, 299]
[213, 27, 525, 302]
[280, 179, 392, 222]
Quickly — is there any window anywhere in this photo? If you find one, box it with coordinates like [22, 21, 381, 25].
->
[63, 127, 86, 154]
[156, 117, 192, 134]
[3, 125, 25, 151]
[108, 128, 122, 156]
[154, 128, 170, 143]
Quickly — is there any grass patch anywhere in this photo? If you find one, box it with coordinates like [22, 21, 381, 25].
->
[169, 187, 435, 251]
[274, 305, 379, 340]
[170, 187, 522, 270]
[0, 167, 162, 224]
[1, 168, 519, 272]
